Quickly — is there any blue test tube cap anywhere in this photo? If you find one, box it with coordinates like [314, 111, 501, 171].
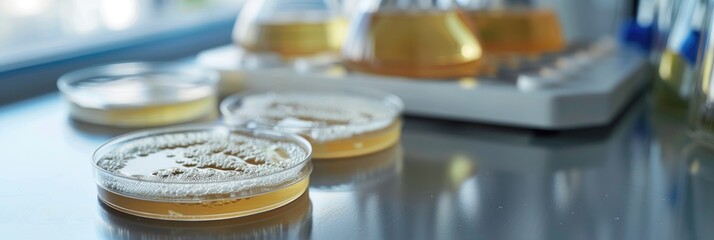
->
[620, 19, 655, 51]
[680, 30, 701, 65]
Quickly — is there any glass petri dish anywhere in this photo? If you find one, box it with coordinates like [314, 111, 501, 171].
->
[92, 125, 313, 221]
[221, 89, 403, 159]
[58, 62, 219, 128]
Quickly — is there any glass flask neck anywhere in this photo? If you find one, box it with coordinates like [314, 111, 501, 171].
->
[241, 0, 342, 21]
[358, 0, 465, 12]
[457, 0, 535, 9]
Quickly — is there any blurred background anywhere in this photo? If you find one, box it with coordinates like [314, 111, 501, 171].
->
[0, 0, 242, 103]
[0, 0, 633, 104]
[8, 0, 714, 239]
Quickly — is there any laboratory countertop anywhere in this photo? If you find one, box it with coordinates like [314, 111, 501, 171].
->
[0, 91, 708, 240]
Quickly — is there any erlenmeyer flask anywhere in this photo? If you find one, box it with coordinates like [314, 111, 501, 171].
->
[341, 0, 483, 78]
[459, 0, 564, 55]
[233, 0, 347, 59]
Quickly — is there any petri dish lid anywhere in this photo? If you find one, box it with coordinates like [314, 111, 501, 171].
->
[220, 88, 404, 142]
[58, 62, 219, 109]
[92, 124, 313, 202]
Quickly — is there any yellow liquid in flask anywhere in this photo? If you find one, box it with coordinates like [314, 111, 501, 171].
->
[238, 17, 347, 58]
[467, 9, 565, 54]
[342, 10, 483, 78]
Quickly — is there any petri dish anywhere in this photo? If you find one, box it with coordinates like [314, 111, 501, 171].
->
[92, 125, 313, 221]
[58, 62, 219, 128]
[221, 89, 403, 159]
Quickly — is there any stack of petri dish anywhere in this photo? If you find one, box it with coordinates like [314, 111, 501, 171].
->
[232, 0, 347, 68]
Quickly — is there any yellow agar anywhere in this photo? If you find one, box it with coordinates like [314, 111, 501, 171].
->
[310, 119, 401, 159]
[98, 177, 309, 221]
[70, 96, 217, 127]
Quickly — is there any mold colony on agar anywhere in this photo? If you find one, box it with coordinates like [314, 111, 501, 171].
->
[221, 91, 403, 159]
[58, 63, 218, 128]
[92, 126, 313, 221]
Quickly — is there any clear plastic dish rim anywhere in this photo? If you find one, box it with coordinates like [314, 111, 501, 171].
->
[57, 61, 220, 103]
[91, 124, 313, 188]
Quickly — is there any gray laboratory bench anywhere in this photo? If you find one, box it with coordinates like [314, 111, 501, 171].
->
[0, 85, 708, 239]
